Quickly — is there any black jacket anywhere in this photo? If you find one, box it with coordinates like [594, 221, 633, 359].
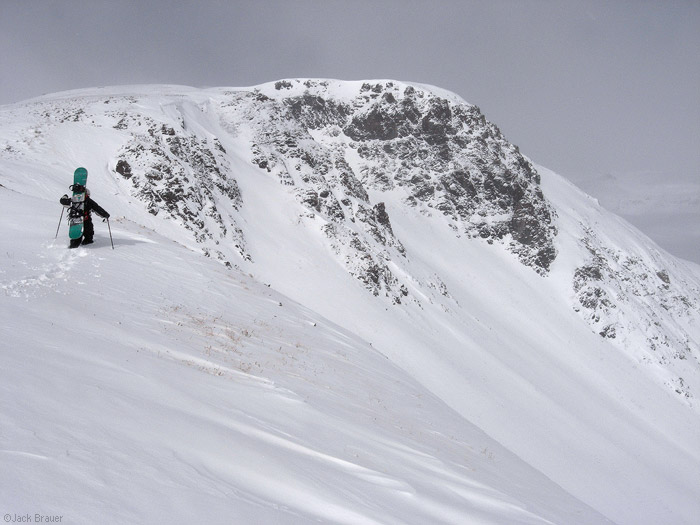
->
[60, 195, 110, 220]
[85, 197, 109, 220]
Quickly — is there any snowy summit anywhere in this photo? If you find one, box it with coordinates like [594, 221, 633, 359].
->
[1, 79, 699, 525]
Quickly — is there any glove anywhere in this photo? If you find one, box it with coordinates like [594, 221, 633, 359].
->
[59, 195, 71, 206]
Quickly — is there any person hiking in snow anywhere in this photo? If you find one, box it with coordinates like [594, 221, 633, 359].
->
[59, 188, 110, 248]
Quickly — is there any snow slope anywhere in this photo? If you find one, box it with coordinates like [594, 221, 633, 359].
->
[1, 190, 607, 525]
[1, 81, 699, 524]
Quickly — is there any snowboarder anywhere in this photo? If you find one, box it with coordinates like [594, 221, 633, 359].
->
[60, 188, 110, 248]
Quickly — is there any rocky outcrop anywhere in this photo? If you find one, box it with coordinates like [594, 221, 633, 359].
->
[220, 80, 557, 298]
[111, 106, 248, 263]
[573, 225, 700, 400]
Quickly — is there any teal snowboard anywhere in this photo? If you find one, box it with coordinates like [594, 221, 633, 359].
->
[68, 167, 88, 240]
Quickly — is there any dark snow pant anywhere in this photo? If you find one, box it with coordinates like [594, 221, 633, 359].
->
[83, 218, 94, 243]
[69, 218, 94, 248]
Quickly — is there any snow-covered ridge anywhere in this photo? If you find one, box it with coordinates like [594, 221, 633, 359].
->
[5, 80, 557, 287]
[1, 80, 699, 525]
[1, 79, 695, 381]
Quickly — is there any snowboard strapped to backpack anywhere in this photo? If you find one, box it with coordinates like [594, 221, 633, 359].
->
[68, 168, 88, 241]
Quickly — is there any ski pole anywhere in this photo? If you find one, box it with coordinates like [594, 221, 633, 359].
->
[55, 206, 65, 239]
[107, 218, 114, 250]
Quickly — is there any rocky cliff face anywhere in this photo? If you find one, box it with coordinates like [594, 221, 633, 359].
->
[110, 99, 249, 263]
[217, 80, 557, 304]
[237, 80, 556, 272]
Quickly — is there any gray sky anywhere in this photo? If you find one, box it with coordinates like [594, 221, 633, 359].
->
[2, 0, 699, 259]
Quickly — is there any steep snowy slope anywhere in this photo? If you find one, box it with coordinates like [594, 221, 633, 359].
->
[1, 189, 608, 524]
[1, 80, 699, 524]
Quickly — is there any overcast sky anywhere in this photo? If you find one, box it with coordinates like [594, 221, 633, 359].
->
[2, 0, 699, 259]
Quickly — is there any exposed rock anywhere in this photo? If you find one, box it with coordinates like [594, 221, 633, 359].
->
[236, 81, 557, 286]
[109, 109, 248, 262]
[115, 159, 132, 179]
[573, 227, 699, 375]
